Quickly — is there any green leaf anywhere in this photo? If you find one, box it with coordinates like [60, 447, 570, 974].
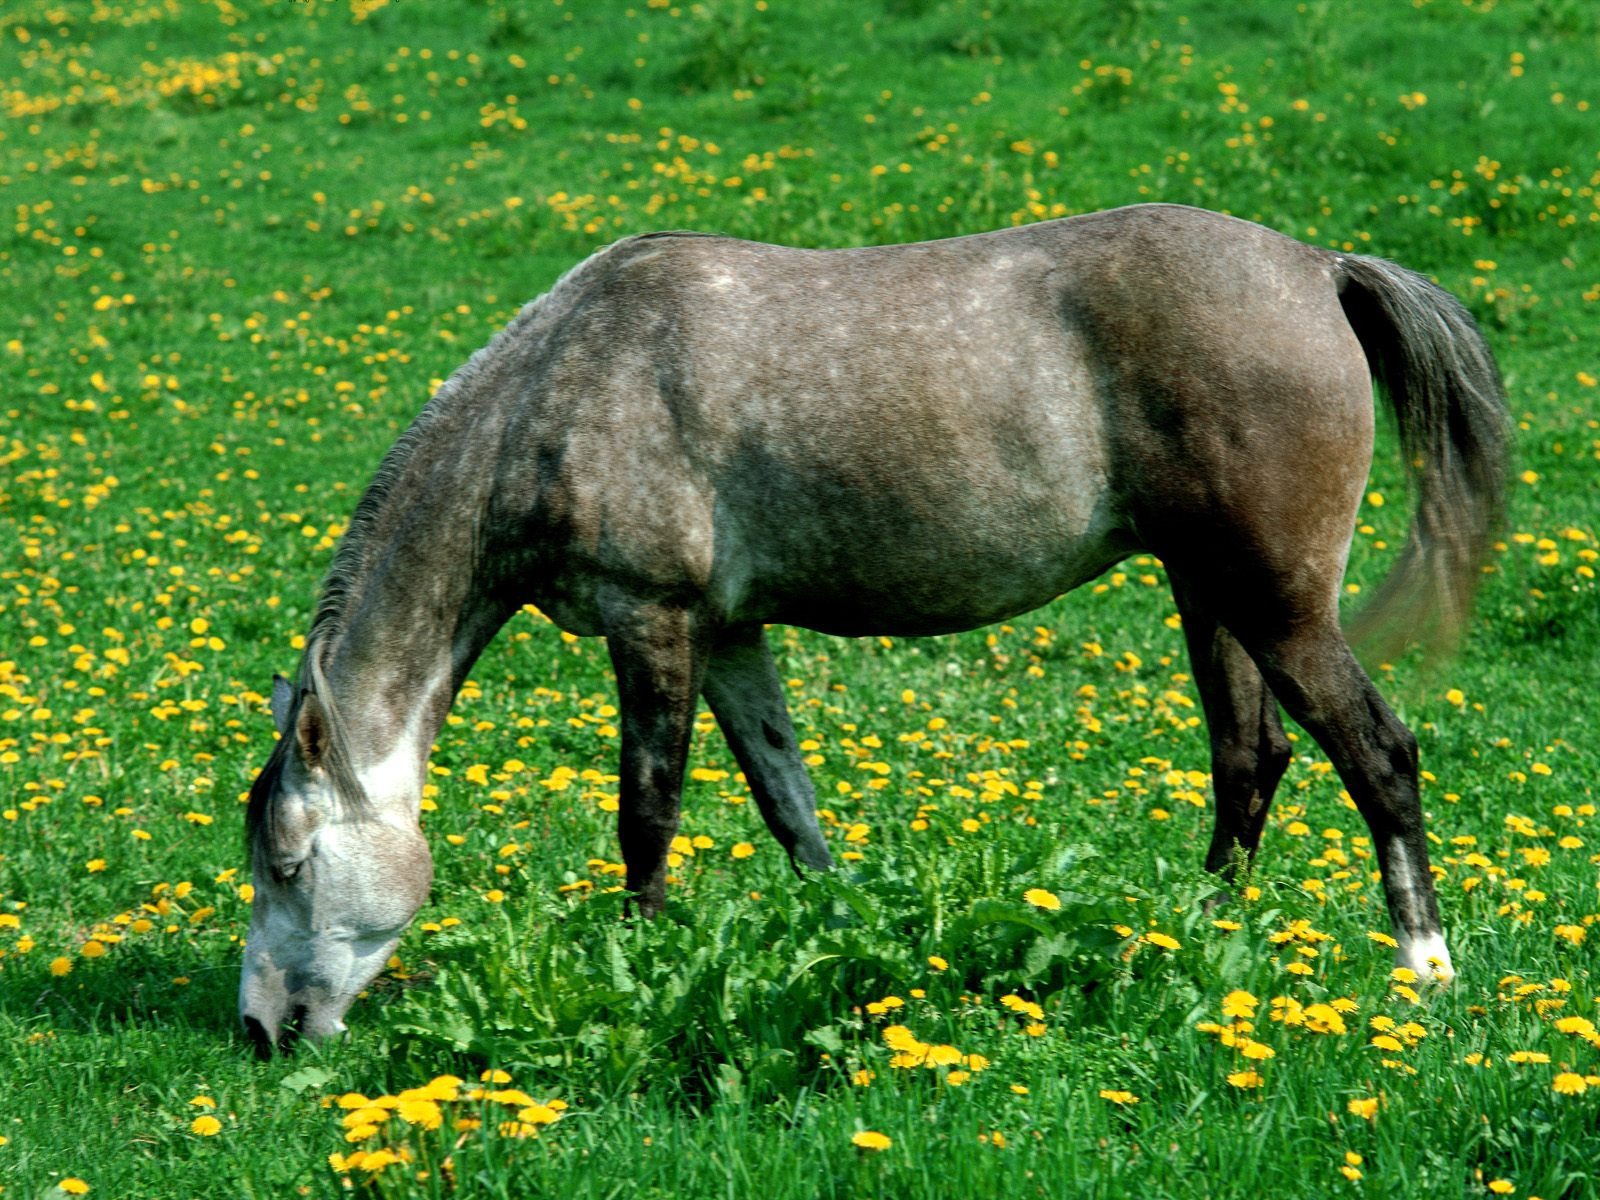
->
[804, 1023, 845, 1054]
[278, 1065, 334, 1094]
[960, 898, 1055, 937]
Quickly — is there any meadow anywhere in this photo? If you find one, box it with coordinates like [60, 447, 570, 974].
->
[1, 0, 1598, 1195]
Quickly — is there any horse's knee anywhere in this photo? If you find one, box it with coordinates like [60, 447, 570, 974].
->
[1212, 740, 1260, 802]
[1261, 723, 1292, 791]
[1214, 732, 1283, 802]
[1381, 718, 1419, 779]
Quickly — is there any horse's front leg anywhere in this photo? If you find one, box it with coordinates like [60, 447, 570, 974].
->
[702, 623, 833, 874]
[602, 594, 712, 917]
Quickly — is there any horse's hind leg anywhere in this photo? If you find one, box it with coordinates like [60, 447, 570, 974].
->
[1229, 609, 1453, 981]
[602, 594, 711, 917]
[1171, 577, 1291, 885]
[702, 624, 833, 873]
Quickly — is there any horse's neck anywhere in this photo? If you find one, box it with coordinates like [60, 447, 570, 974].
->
[315, 461, 517, 810]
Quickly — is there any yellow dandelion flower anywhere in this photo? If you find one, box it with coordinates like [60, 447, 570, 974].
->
[1000, 994, 1045, 1021]
[882, 1025, 923, 1053]
[1347, 1096, 1379, 1120]
[1552, 1072, 1588, 1095]
[1023, 888, 1060, 911]
[1227, 1069, 1264, 1089]
[485, 1089, 538, 1108]
[358, 1148, 402, 1173]
[397, 1099, 443, 1129]
[50, 957, 73, 977]
[1221, 989, 1258, 1018]
[341, 1106, 390, 1130]
[1098, 1089, 1139, 1105]
[59, 1180, 91, 1195]
[1303, 1003, 1347, 1034]
[852, 1130, 891, 1151]
[1487, 1181, 1514, 1195]
[730, 842, 755, 859]
[190, 1115, 222, 1136]
[1143, 932, 1180, 951]
[423, 1075, 463, 1100]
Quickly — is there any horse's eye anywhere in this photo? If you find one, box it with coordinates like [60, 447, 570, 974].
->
[273, 860, 304, 884]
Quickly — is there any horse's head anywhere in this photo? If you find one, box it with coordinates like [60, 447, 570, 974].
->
[239, 675, 432, 1058]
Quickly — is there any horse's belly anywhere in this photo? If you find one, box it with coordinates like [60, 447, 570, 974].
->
[721, 487, 1133, 637]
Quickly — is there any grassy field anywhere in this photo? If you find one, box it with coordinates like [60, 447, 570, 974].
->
[2, 0, 1599, 1195]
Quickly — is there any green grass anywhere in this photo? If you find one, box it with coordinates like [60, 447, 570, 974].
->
[2, 0, 1599, 1196]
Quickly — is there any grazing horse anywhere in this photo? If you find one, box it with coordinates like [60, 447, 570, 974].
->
[239, 204, 1509, 1056]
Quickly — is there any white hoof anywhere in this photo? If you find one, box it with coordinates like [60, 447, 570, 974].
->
[1395, 931, 1455, 984]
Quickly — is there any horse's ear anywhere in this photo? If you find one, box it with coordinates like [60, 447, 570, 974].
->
[294, 690, 327, 770]
[270, 674, 294, 734]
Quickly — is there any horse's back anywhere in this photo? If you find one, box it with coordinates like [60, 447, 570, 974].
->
[522, 206, 1371, 635]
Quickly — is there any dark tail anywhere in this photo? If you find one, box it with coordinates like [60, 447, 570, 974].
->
[1335, 254, 1512, 662]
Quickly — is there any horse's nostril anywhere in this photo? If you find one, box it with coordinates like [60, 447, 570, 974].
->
[242, 1015, 274, 1062]
[277, 1004, 307, 1056]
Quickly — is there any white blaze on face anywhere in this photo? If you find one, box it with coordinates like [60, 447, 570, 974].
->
[240, 719, 434, 1053]
[354, 674, 449, 811]
[356, 732, 427, 810]
[240, 814, 431, 1049]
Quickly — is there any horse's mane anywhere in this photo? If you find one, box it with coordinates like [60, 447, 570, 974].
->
[245, 255, 612, 861]
[243, 648, 373, 864]
[246, 315, 522, 859]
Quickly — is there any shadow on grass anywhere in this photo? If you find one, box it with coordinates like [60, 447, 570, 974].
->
[0, 941, 246, 1046]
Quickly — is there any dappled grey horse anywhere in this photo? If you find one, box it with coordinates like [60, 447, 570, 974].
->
[240, 204, 1508, 1056]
